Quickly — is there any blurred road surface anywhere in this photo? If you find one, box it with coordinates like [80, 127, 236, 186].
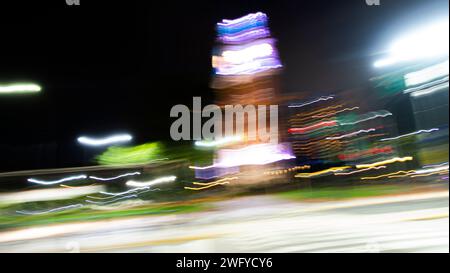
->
[0, 190, 448, 253]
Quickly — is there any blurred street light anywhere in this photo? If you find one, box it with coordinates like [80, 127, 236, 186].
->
[77, 133, 133, 146]
[374, 19, 449, 68]
[0, 83, 42, 94]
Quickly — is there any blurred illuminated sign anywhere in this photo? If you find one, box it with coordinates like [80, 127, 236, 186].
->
[404, 60, 449, 87]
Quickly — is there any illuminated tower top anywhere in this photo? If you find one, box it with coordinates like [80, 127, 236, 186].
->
[212, 12, 282, 77]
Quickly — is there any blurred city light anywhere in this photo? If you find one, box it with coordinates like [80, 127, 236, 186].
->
[16, 204, 85, 215]
[0, 185, 104, 204]
[212, 12, 282, 76]
[96, 142, 164, 165]
[195, 135, 242, 148]
[77, 134, 132, 146]
[89, 171, 141, 181]
[379, 128, 439, 141]
[126, 175, 177, 187]
[0, 4, 448, 254]
[404, 60, 449, 86]
[27, 174, 87, 185]
[374, 19, 449, 68]
[409, 80, 449, 97]
[0, 83, 41, 94]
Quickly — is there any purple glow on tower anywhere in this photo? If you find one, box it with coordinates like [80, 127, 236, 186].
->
[214, 12, 282, 76]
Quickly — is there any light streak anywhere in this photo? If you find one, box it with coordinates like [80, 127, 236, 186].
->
[193, 166, 239, 180]
[362, 165, 449, 180]
[0, 83, 42, 94]
[215, 57, 282, 75]
[218, 12, 267, 27]
[85, 194, 138, 205]
[77, 134, 132, 146]
[387, 174, 415, 178]
[126, 175, 177, 188]
[89, 172, 141, 181]
[414, 165, 449, 174]
[290, 105, 342, 120]
[87, 189, 161, 200]
[404, 60, 449, 87]
[326, 128, 376, 140]
[367, 133, 388, 138]
[294, 139, 341, 148]
[193, 177, 238, 186]
[356, 156, 413, 169]
[410, 170, 449, 178]
[403, 77, 448, 95]
[296, 141, 342, 151]
[60, 184, 96, 188]
[215, 143, 295, 167]
[423, 162, 449, 169]
[265, 165, 310, 174]
[222, 43, 274, 64]
[219, 27, 271, 44]
[185, 182, 230, 191]
[379, 128, 439, 142]
[213, 35, 282, 75]
[28, 175, 87, 185]
[190, 143, 295, 169]
[193, 181, 230, 186]
[100, 186, 149, 196]
[312, 107, 360, 118]
[16, 204, 84, 215]
[195, 136, 242, 147]
[189, 165, 214, 170]
[361, 170, 416, 180]
[334, 166, 386, 176]
[339, 111, 392, 126]
[288, 96, 334, 108]
[264, 165, 311, 176]
[184, 177, 238, 191]
[295, 166, 351, 178]
[288, 120, 337, 134]
[338, 146, 393, 161]
[411, 82, 449, 97]
[217, 12, 267, 36]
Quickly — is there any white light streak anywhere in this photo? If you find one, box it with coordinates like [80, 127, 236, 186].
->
[411, 82, 449, 97]
[126, 176, 177, 188]
[89, 172, 141, 181]
[334, 166, 387, 176]
[423, 162, 449, 169]
[379, 128, 439, 142]
[288, 96, 334, 108]
[0, 83, 42, 94]
[326, 129, 376, 140]
[28, 175, 87, 185]
[77, 134, 132, 146]
[223, 43, 273, 64]
[190, 143, 295, 169]
[195, 136, 242, 147]
[405, 60, 449, 87]
[339, 111, 392, 126]
[414, 165, 449, 175]
[99, 186, 149, 196]
[87, 188, 160, 200]
[85, 195, 138, 205]
[16, 204, 84, 215]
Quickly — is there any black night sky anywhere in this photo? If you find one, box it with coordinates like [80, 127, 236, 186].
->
[0, 0, 448, 171]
